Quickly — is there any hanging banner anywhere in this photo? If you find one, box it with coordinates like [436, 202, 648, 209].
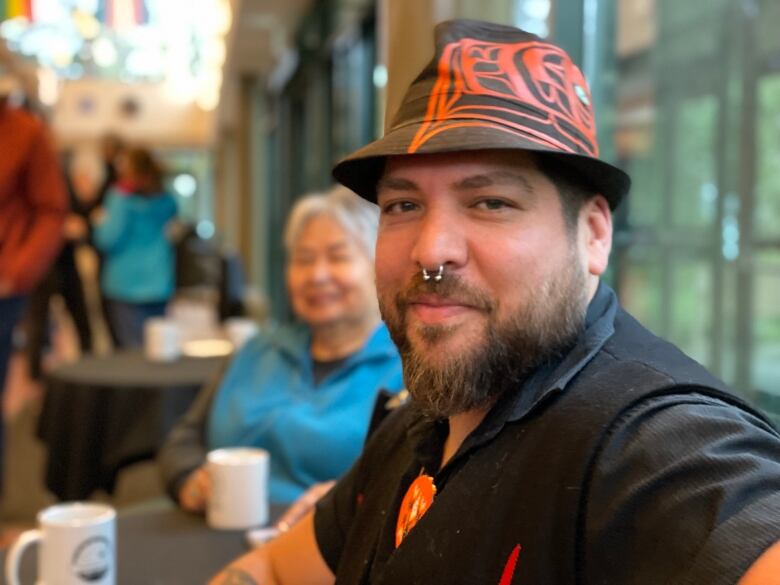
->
[95, 0, 147, 29]
[134, 0, 148, 25]
[95, 0, 112, 27]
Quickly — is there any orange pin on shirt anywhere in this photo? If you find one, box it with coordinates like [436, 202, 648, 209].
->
[395, 474, 437, 548]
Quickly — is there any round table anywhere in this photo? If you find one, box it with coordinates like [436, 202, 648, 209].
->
[37, 351, 226, 501]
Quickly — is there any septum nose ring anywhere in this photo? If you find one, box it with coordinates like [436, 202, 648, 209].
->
[422, 265, 444, 282]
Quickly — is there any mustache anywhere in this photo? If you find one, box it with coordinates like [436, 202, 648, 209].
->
[395, 272, 494, 313]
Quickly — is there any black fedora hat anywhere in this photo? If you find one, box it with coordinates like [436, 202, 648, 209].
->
[333, 19, 630, 210]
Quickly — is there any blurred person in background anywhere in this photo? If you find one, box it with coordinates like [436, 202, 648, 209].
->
[23, 149, 105, 378]
[95, 133, 123, 204]
[158, 186, 404, 509]
[0, 71, 67, 496]
[93, 133, 125, 346]
[92, 147, 177, 348]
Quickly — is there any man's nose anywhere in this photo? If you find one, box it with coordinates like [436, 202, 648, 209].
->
[410, 210, 467, 273]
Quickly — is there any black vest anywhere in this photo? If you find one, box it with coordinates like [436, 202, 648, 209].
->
[334, 308, 770, 585]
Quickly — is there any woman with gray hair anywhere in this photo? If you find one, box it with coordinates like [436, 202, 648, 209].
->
[158, 186, 403, 509]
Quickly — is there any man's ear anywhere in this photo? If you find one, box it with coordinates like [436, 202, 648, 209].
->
[580, 195, 612, 277]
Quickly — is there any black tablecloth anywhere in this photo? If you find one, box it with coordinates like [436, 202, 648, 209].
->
[37, 351, 226, 501]
[3, 499, 286, 584]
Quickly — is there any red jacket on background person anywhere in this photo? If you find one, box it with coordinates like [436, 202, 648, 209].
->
[0, 106, 67, 294]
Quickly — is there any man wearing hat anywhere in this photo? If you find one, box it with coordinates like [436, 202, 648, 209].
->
[0, 70, 67, 497]
[210, 20, 780, 585]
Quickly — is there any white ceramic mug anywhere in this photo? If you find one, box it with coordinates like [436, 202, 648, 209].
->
[5, 502, 116, 585]
[224, 317, 259, 350]
[207, 447, 269, 530]
[144, 317, 180, 362]
[168, 299, 219, 342]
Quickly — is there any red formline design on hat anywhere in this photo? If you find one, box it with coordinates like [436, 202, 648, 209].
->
[409, 38, 599, 158]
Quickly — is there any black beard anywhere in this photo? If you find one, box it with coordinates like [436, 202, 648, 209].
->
[379, 258, 589, 419]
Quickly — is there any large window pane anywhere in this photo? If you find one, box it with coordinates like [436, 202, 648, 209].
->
[671, 96, 718, 228]
[752, 250, 780, 396]
[616, 246, 663, 333]
[755, 75, 780, 240]
[669, 256, 713, 365]
[752, 250, 780, 425]
[609, 0, 780, 415]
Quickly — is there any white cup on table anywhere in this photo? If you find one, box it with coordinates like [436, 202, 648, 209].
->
[207, 447, 269, 530]
[5, 502, 116, 585]
[144, 317, 180, 362]
[224, 317, 259, 350]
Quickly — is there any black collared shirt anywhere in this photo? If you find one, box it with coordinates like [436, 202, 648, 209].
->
[314, 284, 780, 584]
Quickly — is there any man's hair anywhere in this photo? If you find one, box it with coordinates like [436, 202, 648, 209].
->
[535, 154, 595, 234]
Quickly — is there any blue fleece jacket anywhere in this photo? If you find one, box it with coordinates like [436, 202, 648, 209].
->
[93, 189, 177, 302]
[207, 322, 404, 503]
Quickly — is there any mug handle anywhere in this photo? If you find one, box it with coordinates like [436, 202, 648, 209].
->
[4, 528, 41, 585]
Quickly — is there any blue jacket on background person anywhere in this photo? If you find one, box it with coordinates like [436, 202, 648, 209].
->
[159, 322, 404, 504]
[93, 188, 178, 303]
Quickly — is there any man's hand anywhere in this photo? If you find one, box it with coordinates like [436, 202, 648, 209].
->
[178, 466, 211, 512]
[276, 481, 335, 534]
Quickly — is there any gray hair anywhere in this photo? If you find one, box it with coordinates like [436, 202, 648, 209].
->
[283, 185, 379, 261]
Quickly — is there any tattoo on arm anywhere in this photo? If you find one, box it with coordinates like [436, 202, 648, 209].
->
[220, 568, 260, 585]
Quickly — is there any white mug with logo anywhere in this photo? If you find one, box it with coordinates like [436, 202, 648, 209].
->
[5, 502, 116, 585]
[144, 317, 180, 362]
[207, 447, 269, 530]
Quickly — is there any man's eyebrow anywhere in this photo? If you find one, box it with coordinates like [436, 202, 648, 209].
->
[376, 176, 418, 193]
[453, 172, 535, 193]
